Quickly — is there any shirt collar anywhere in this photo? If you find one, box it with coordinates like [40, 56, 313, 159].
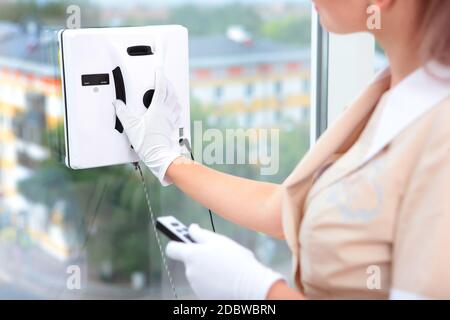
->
[363, 61, 450, 163]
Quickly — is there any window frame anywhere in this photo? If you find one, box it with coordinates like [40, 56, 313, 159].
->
[310, 8, 376, 144]
[310, 8, 329, 144]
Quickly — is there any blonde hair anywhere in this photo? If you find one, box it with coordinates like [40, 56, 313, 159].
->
[419, 0, 450, 66]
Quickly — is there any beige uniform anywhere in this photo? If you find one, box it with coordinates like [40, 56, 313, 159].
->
[281, 63, 450, 299]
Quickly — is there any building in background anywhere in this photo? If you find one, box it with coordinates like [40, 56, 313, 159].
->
[190, 26, 310, 128]
[0, 21, 310, 259]
[0, 21, 67, 259]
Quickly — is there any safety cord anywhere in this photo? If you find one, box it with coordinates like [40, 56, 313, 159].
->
[133, 133, 216, 299]
[179, 136, 216, 233]
[134, 162, 178, 299]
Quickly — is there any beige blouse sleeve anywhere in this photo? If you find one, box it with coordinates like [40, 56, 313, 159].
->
[392, 130, 450, 299]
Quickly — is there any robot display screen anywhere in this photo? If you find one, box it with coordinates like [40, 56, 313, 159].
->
[81, 73, 110, 86]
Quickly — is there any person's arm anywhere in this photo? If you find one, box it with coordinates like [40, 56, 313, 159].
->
[167, 157, 284, 239]
[113, 68, 284, 238]
[266, 280, 305, 300]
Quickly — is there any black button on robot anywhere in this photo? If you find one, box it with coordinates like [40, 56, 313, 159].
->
[143, 89, 155, 108]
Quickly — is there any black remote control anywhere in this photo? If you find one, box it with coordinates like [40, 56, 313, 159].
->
[156, 216, 196, 243]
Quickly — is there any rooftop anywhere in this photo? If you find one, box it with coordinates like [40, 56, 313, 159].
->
[189, 34, 309, 68]
[0, 21, 309, 76]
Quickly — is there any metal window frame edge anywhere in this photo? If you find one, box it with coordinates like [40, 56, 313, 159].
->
[310, 9, 329, 145]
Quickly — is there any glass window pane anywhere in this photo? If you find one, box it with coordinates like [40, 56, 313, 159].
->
[0, 0, 311, 299]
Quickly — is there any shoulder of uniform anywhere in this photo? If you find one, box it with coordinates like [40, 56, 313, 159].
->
[412, 96, 450, 159]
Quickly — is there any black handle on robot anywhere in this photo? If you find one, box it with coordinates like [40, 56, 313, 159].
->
[112, 66, 126, 133]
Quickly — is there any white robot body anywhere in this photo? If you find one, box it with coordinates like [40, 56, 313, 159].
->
[58, 25, 190, 169]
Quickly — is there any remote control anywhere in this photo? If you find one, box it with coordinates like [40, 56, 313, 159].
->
[156, 216, 196, 243]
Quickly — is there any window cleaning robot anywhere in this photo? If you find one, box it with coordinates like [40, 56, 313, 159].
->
[58, 25, 200, 299]
[58, 25, 190, 169]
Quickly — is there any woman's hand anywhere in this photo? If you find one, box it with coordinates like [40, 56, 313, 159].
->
[166, 224, 284, 300]
[113, 67, 182, 186]
[113, 68, 284, 239]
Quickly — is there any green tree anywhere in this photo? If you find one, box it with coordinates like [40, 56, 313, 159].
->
[260, 14, 311, 47]
[170, 4, 261, 36]
[18, 126, 163, 283]
[0, 0, 100, 26]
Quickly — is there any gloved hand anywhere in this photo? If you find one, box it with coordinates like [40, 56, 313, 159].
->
[166, 224, 284, 300]
[113, 68, 181, 186]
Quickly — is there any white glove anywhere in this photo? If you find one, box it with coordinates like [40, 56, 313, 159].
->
[113, 68, 181, 186]
[166, 224, 284, 300]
